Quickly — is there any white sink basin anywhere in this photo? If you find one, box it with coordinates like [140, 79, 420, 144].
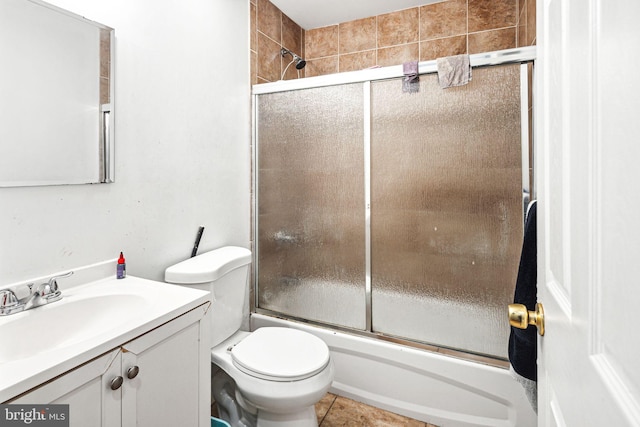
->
[0, 275, 210, 403]
[0, 294, 148, 363]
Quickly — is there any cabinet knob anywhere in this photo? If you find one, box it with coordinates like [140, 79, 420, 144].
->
[126, 365, 140, 379]
[110, 376, 124, 390]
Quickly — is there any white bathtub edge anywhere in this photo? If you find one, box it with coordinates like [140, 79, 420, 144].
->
[250, 313, 537, 427]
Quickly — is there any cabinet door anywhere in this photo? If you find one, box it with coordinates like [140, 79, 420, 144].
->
[10, 349, 122, 427]
[121, 309, 205, 427]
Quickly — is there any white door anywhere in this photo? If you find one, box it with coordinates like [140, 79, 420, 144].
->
[537, 0, 640, 425]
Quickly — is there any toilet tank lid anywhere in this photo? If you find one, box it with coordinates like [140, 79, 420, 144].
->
[164, 246, 251, 284]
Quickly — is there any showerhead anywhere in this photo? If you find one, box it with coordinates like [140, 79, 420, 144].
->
[294, 57, 306, 70]
[281, 48, 306, 70]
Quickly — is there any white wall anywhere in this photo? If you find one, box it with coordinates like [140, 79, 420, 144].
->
[0, 0, 250, 284]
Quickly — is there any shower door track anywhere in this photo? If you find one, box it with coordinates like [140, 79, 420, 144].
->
[252, 46, 536, 366]
[253, 46, 536, 95]
[253, 307, 509, 368]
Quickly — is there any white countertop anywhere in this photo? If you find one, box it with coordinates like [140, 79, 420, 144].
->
[0, 276, 209, 402]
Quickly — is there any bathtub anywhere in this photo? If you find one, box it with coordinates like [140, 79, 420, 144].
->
[251, 313, 537, 427]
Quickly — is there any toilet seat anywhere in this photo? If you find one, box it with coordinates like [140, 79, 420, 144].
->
[230, 327, 330, 382]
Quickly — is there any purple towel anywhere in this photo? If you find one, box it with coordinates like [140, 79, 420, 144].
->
[402, 61, 419, 93]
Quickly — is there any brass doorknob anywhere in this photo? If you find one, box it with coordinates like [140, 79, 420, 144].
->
[508, 303, 545, 336]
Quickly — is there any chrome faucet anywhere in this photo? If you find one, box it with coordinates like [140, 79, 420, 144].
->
[0, 271, 73, 316]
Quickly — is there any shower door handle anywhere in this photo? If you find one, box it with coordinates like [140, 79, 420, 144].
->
[508, 303, 545, 336]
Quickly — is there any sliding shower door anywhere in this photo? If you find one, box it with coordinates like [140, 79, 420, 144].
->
[255, 60, 529, 359]
[256, 83, 366, 330]
[370, 64, 523, 358]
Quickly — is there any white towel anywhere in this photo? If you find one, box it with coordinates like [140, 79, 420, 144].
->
[436, 54, 472, 89]
[510, 366, 538, 413]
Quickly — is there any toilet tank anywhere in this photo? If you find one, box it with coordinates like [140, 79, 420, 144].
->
[164, 246, 252, 347]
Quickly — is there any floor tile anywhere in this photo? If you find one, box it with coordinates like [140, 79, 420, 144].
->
[319, 395, 429, 427]
[316, 392, 338, 424]
[214, 391, 440, 427]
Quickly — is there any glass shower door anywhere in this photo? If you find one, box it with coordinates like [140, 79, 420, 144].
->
[256, 83, 366, 330]
[370, 64, 524, 358]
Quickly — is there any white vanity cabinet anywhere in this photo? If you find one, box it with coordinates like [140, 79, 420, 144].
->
[9, 349, 121, 426]
[8, 304, 210, 427]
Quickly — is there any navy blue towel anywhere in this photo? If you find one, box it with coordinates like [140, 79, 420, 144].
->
[508, 201, 537, 381]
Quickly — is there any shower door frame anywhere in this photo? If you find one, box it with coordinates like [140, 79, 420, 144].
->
[252, 46, 536, 365]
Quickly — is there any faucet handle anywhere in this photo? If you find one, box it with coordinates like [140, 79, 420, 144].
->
[46, 271, 74, 293]
[38, 283, 54, 297]
[37, 271, 73, 302]
[0, 289, 19, 308]
[0, 289, 25, 315]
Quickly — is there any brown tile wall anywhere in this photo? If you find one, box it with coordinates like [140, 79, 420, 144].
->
[517, 0, 537, 47]
[251, 0, 536, 82]
[251, 0, 305, 84]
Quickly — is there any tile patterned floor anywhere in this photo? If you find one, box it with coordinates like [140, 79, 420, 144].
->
[213, 392, 440, 426]
[315, 393, 440, 427]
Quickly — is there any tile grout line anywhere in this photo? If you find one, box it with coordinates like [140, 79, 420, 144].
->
[318, 394, 338, 426]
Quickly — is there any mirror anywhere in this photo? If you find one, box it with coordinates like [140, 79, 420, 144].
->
[0, 0, 114, 187]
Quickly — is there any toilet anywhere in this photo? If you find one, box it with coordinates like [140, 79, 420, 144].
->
[164, 246, 334, 427]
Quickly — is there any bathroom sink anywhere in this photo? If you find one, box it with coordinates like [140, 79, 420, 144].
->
[0, 273, 210, 403]
[0, 293, 148, 363]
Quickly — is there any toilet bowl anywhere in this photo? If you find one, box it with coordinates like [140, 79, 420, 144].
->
[213, 329, 334, 426]
[164, 246, 334, 427]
